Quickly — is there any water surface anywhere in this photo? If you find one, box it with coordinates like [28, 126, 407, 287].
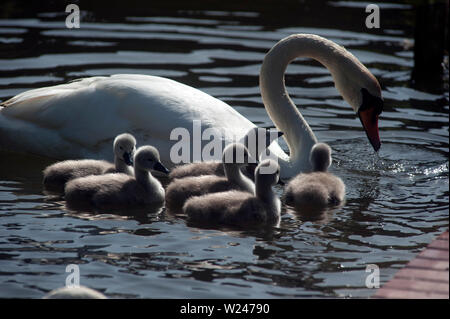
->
[0, 1, 448, 298]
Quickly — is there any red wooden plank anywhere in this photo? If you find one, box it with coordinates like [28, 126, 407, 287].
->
[395, 268, 449, 282]
[418, 248, 449, 260]
[408, 257, 449, 271]
[374, 288, 448, 299]
[383, 278, 449, 294]
[374, 231, 449, 299]
[428, 239, 449, 250]
[438, 232, 449, 240]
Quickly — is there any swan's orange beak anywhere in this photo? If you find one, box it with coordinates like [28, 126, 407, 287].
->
[358, 107, 381, 152]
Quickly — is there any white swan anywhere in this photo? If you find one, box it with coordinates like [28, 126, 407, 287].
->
[43, 286, 107, 299]
[284, 143, 345, 212]
[43, 133, 136, 193]
[184, 159, 281, 227]
[165, 143, 256, 212]
[65, 145, 169, 211]
[0, 34, 383, 179]
[169, 127, 282, 180]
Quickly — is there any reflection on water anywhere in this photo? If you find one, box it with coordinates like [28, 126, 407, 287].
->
[0, 1, 448, 298]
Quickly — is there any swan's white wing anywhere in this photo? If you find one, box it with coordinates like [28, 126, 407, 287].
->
[0, 75, 255, 165]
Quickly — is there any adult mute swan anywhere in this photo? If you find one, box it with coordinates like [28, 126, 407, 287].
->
[0, 34, 383, 179]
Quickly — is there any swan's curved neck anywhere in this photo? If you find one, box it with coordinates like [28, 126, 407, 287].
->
[115, 157, 132, 175]
[224, 164, 255, 194]
[260, 34, 349, 176]
[255, 179, 279, 223]
[255, 180, 273, 205]
[135, 168, 159, 190]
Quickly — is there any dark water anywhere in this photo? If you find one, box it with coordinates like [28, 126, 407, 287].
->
[0, 1, 448, 298]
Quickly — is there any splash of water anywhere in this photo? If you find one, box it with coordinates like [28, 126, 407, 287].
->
[365, 151, 406, 173]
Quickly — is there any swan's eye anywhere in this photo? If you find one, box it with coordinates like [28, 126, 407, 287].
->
[360, 88, 383, 115]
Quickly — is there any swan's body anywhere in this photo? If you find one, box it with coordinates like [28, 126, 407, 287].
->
[184, 160, 281, 227]
[284, 143, 345, 211]
[65, 145, 169, 211]
[44, 159, 114, 194]
[43, 133, 136, 193]
[0, 34, 383, 179]
[0, 74, 256, 167]
[43, 286, 107, 299]
[169, 161, 224, 180]
[165, 143, 255, 212]
[169, 127, 282, 180]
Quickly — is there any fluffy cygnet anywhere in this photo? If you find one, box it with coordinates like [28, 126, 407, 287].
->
[284, 143, 345, 212]
[165, 143, 257, 212]
[183, 159, 281, 227]
[43, 133, 136, 194]
[169, 127, 283, 180]
[64, 145, 169, 211]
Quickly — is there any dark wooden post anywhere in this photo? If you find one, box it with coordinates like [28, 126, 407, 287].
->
[412, 0, 448, 90]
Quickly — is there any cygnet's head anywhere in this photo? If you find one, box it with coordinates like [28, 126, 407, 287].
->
[309, 143, 332, 172]
[134, 146, 169, 174]
[113, 133, 136, 166]
[222, 143, 258, 166]
[255, 159, 280, 186]
[242, 127, 283, 157]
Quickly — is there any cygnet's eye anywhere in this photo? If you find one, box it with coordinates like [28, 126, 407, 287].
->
[119, 146, 123, 150]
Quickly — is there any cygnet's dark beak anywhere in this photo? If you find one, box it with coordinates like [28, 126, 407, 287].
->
[153, 161, 170, 175]
[123, 152, 133, 166]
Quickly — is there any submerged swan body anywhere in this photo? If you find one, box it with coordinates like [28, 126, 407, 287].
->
[284, 143, 345, 211]
[184, 160, 281, 227]
[65, 145, 169, 211]
[43, 133, 136, 193]
[165, 143, 256, 212]
[43, 286, 107, 299]
[0, 34, 383, 179]
[169, 127, 283, 180]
